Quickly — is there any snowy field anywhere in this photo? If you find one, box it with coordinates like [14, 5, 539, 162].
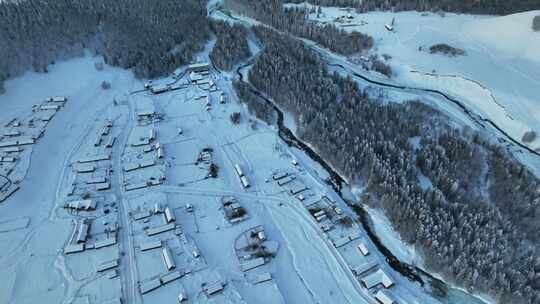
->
[363, 206, 421, 266]
[304, 6, 540, 154]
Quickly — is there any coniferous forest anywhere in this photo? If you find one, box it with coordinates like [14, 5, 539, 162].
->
[0, 0, 210, 93]
[224, 0, 374, 55]
[210, 21, 251, 71]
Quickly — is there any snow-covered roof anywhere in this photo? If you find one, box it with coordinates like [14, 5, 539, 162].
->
[64, 199, 96, 210]
[161, 246, 175, 270]
[188, 62, 210, 70]
[0, 138, 34, 147]
[74, 163, 95, 173]
[146, 223, 175, 236]
[204, 281, 224, 295]
[189, 71, 203, 82]
[164, 207, 175, 223]
[357, 242, 369, 256]
[160, 271, 181, 284]
[351, 261, 378, 276]
[361, 269, 394, 289]
[97, 259, 118, 272]
[140, 278, 161, 294]
[240, 257, 266, 272]
[4, 130, 21, 136]
[140, 240, 162, 251]
[94, 235, 117, 249]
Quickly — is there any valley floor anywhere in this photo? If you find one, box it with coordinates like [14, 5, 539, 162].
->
[0, 54, 442, 304]
[1, 6, 537, 304]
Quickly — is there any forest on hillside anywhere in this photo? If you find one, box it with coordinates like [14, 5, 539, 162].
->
[234, 25, 540, 304]
[209, 21, 251, 71]
[0, 0, 210, 93]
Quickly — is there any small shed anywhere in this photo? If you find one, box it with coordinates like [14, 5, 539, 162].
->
[164, 207, 176, 223]
[140, 240, 162, 252]
[150, 84, 170, 94]
[162, 246, 176, 271]
[203, 281, 224, 296]
[46, 96, 68, 103]
[76, 222, 90, 243]
[160, 271, 182, 285]
[240, 176, 250, 189]
[240, 257, 266, 272]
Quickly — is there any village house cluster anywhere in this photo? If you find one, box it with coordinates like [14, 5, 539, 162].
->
[0, 96, 68, 202]
[19, 58, 416, 304]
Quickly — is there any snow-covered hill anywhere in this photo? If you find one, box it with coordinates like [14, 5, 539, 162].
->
[307, 8, 540, 155]
[463, 10, 540, 65]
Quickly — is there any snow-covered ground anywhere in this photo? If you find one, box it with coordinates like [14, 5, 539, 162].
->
[363, 206, 421, 266]
[305, 6, 540, 154]
[463, 11, 540, 65]
[0, 54, 139, 304]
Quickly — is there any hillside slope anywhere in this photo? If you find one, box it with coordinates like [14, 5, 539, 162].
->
[463, 10, 540, 65]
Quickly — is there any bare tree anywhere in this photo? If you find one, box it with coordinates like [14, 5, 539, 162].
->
[101, 81, 111, 90]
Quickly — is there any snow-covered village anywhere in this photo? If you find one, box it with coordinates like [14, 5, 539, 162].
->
[0, 1, 539, 304]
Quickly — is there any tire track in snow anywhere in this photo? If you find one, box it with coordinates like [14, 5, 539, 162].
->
[266, 200, 363, 304]
[265, 204, 320, 304]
